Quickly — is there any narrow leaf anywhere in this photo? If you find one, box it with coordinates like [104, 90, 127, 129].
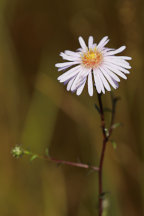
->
[112, 122, 122, 129]
[30, 155, 38, 161]
[111, 140, 117, 149]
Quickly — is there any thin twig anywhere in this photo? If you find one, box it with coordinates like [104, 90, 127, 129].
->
[97, 93, 116, 216]
[97, 93, 108, 216]
[50, 157, 99, 171]
[23, 150, 99, 172]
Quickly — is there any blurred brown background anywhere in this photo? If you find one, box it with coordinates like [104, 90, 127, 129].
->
[0, 0, 143, 215]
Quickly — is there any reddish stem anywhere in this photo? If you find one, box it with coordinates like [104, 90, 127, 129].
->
[97, 93, 108, 216]
[98, 138, 108, 216]
[33, 153, 99, 171]
[50, 157, 99, 171]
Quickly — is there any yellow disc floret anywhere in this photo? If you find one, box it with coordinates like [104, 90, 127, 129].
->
[81, 48, 103, 69]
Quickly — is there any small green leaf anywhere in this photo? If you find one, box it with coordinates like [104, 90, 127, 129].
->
[30, 155, 38, 161]
[111, 140, 117, 149]
[94, 104, 100, 113]
[23, 150, 31, 155]
[112, 122, 122, 129]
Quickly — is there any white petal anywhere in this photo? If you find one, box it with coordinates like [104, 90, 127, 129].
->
[103, 48, 115, 52]
[64, 50, 81, 57]
[63, 80, 69, 85]
[55, 61, 80, 68]
[88, 36, 94, 49]
[76, 79, 87, 96]
[99, 66, 118, 89]
[108, 62, 131, 73]
[97, 36, 109, 49]
[92, 43, 97, 49]
[104, 61, 130, 73]
[104, 63, 128, 79]
[88, 71, 93, 96]
[121, 56, 132, 60]
[58, 65, 81, 82]
[112, 78, 119, 88]
[102, 48, 115, 55]
[118, 67, 130, 74]
[60, 52, 81, 61]
[71, 68, 90, 91]
[71, 68, 85, 91]
[104, 57, 131, 69]
[106, 69, 120, 82]
[93, 69, 102, 93]
[67, 77, 75, 91]
[59, 71, 78, 83]
[98, 69, 111, 91]
[78, 36, 88, 51]
[105, 56, 132, 60]
[58, 65, 70, 72]
[77, 48, 83, 52]
[96, 70, 105, 93]
[104, 55, 131, 64]
[104, 46, 126, 55]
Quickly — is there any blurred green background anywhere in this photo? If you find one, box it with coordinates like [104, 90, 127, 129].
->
[0, 0, 143, 215]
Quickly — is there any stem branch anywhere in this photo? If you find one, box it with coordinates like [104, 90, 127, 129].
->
[49, 157, 99, 171]
[23, 150, 99, 171]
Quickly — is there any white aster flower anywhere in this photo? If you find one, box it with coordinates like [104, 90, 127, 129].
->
[55, 36, 132, 96]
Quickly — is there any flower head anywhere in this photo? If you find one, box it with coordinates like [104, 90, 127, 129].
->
[55, 36, 131, 96]
[12, 146, 24, 158]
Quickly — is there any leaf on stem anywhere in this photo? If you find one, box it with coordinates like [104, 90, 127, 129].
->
[111, 122, 122, 129]
[111, 140, 117, 149]
[30, 154, 38, 161]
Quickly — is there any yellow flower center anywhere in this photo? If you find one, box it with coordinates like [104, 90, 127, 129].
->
[81, 48, 103, 69]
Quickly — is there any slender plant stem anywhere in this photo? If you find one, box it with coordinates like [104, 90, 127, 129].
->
[97, 93, 108, 216]
[98, 139, 107, 216]
[50, 157, 99, 171]
[97, 92, 117, 216]
[23, 150, 99, 171]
